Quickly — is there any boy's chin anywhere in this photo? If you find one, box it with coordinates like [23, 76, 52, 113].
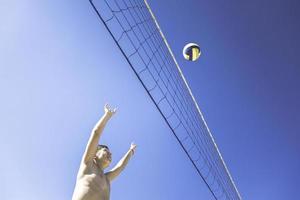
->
[103, 163, 110, 169]
[104, 160, 111, 166]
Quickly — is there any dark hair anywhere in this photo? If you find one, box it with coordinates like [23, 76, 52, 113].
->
[97, 144, 109, 150]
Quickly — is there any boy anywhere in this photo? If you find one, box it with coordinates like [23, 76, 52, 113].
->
[72, 104, 137, 200]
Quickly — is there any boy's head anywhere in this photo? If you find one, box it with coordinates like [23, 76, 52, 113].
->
[95, 144, 112, 169]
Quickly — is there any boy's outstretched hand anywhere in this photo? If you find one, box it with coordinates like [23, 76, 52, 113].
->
[130, 142, 137, 155]
[104, 103, 117, 118]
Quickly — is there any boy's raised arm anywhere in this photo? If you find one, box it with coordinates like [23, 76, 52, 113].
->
[81, 104, 116, 164]
[106, 143, 137, 181]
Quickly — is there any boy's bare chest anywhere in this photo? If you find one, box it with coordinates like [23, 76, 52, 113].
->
[78, 164, 111, 193]
[84, 167, 110, 191]
[87, 174, 109, 189]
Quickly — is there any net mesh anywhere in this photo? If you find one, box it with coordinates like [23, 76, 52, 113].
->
[88, 0, 241, 199]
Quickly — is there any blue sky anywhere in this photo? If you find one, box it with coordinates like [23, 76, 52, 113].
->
[1, 0, 299, 199]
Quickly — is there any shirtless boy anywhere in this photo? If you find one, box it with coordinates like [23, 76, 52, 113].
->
[72, 104, 137, 200]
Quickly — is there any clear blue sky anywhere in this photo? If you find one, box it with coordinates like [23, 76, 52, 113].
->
[1, 0, 299, 199]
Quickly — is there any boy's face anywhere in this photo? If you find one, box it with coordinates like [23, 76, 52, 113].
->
[96, 147, 112, 168]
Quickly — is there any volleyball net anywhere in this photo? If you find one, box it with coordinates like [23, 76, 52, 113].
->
[88, 0, 241, 199]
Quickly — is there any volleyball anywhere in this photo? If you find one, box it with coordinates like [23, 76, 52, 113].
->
[183, 43, 201, 61]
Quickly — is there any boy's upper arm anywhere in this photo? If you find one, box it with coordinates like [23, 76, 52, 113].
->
[105, 169, 119, 182]
[82, 130, 99, 163]
[77, 161, 90, 179]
